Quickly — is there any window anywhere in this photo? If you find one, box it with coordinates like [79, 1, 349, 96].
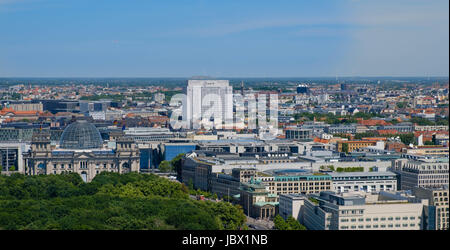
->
[381, 217, 386, 221]
[366, 225, 371, 229]
[366, 218, 371, 222]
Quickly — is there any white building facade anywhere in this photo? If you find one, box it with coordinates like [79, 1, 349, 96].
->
[183, 80, 233, 130]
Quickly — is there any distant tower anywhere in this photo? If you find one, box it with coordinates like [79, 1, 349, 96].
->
[418, 134, 424, 146]
[241, 81, 244, 96]
[183, 80, 233, 130]
[297, 84, 308, 94]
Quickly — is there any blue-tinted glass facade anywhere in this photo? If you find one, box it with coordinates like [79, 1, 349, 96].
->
[164, 144, 196, 162]
[426, 206, 436, 230]
[140, 148, 160, 170]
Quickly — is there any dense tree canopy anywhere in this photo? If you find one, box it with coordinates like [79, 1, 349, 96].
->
[273, 215, 306, 230]
[0, 172, 246, 230]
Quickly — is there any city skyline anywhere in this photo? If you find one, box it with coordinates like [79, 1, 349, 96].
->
[1, 0, 448, 78]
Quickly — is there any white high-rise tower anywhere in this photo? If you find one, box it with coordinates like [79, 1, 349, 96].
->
[183, 80, 233, 129]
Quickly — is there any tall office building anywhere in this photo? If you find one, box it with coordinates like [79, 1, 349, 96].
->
[296, 84, 309, 94]
[183, 80, 233, 129]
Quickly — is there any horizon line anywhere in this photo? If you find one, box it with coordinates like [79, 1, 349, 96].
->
[0, 76, 449, 79]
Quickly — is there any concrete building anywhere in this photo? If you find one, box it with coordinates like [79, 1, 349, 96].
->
[123, 127, 175, 142]
[240, 181, 278, 220]
[329, 171, 397, 193]
[183, 80, 233, 129]
[279, 194, 306, 220]
[433, 134, 449, 146]
[303, 191, 428, 230]
[6, 102, 43, 112]
[0, 142, 29, 174]
[260, 169, 332, 196]
[378, 122, 414, 133]
[402, 146, 449, 156]
[325, 125, 357, 135]
[337, 140, 378, 153]
[392, 158, 449, 190]
[412, 186, 449, 230]
[284, 128, 312, 141]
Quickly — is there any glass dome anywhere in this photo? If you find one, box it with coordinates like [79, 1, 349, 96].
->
[59, 120, 103, 149]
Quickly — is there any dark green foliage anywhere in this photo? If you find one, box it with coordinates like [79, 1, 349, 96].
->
[354, 131, 379, 139]
[158, 161, 173, 173]
[274, 215, 306, 230]
[410, 117, 449, 126]
[286, 216, 306, 230]
[341, 143, 349, 153]
[398, 133, 415, 145]
[293, 112, 383, 125]
[273, 215, 288, 230]
[0, 172, 246, 230]
[171, 153, 185, 178]
[336, 167, 364, 172]
[396, 102, 407, 109]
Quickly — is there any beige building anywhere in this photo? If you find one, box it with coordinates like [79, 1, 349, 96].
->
[413, 186, 449, 230]
[402, 146, 449, 156]
[258, 170, 332, 196]
[392, 158, 449, 191]
[279, 194, 306, 220]
[303, 191, 428, 230]
[9, 102, 43, 112]
[240, 182, 278, 220]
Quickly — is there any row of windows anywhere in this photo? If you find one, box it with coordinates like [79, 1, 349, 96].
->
[276, 182, 330, 186]
[277, 186, 329, 191]
[53, 163, 119, 169]
[340, 224, 417, 229]
[419, 179, 448, 184]
[341, 216, 417, 222]
[419, 175, 449, 179]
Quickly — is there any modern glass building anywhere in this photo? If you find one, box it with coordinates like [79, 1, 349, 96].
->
[139, 147, 160, 170]
[163, 143, 197, 162]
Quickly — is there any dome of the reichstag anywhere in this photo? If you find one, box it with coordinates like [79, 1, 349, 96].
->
[59, 120, 103, 149]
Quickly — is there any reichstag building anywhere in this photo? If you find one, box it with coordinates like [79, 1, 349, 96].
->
[23, 119, 140, 182]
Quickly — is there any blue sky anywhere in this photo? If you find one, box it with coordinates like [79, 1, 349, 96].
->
[0, 0, 448, 77]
